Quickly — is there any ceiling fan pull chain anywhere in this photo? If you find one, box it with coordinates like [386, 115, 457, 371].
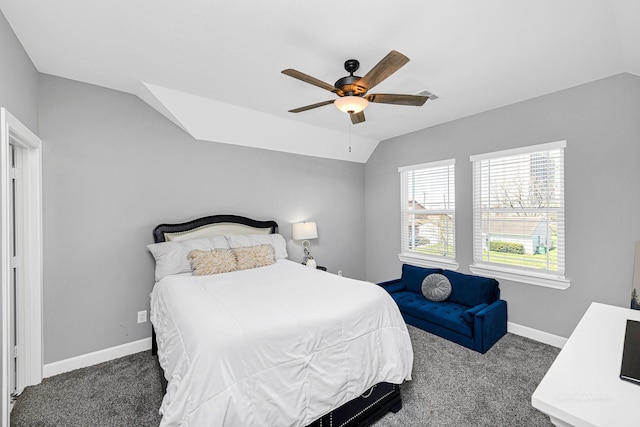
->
[348, 122, 352, 153]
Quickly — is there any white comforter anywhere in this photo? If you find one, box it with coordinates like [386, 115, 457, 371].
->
[150, 260, 413, 427]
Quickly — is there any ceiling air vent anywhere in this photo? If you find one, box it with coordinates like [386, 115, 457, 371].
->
[415, 90, 439, 100]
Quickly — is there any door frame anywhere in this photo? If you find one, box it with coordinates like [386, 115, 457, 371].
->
[1, 108, 42, 425]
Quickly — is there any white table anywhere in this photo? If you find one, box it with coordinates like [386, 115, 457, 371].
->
[532, 302, 640, 427]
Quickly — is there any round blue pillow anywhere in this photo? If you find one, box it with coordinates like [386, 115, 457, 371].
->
[421, 273, 452, 302]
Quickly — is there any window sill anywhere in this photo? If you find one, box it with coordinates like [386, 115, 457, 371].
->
[469, 263, 570, 290]
[398, 253, 459, 271]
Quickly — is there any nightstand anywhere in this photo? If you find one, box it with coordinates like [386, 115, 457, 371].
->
[302, 262, 327, 271]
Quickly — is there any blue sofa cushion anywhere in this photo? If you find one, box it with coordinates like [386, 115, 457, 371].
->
[401, 264, 443, 294]
[443, 270, 499, 308]
[390, 291, 472, 337]
[462, 303, 489, 323]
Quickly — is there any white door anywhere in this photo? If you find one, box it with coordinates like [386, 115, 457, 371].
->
[1, 108, 42, 426]
[9, 143, 25, 401]
[8, 143, 16, 400]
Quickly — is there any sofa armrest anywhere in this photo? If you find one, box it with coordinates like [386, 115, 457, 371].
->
[462, 303, 488, 323]
[473, 299, 508, 354]
[377, 278, 406, 294]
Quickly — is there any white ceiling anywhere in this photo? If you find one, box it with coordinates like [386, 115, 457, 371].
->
[1, 0, 638, 163]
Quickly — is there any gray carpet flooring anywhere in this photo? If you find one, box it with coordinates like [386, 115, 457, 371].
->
[10, 326, 559, 426]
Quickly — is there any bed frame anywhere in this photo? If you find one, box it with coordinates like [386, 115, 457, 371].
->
[150, 214, 403, 427]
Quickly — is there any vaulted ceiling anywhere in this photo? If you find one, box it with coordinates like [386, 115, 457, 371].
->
[1, 0, 638, 162]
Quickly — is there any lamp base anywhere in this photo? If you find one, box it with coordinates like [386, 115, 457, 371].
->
[302, 240, 311, 261]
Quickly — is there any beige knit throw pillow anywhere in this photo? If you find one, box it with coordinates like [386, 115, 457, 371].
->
[233, 244, 275, 270]
[188, 248, 238, 275]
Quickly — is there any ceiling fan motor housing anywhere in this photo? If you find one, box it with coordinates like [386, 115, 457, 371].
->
[334, 59, 368, 97]
[334, 75, 367, 96]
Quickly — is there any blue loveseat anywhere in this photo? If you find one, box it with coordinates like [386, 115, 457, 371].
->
[379, 264, 507, 353]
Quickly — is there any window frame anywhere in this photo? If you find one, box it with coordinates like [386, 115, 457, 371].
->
[469, 140, 569, 289]
[398, 158, 458, 270]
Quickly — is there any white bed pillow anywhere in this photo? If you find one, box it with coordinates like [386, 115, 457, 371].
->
[225, 233, 288, 259]
[147, 236, 230, 281]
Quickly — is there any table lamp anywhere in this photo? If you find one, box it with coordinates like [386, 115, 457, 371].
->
[292, 222, 318, 267]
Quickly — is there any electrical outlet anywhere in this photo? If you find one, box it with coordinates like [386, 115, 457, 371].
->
[137, 310, 147, 324]
[337, 270, 343, 277]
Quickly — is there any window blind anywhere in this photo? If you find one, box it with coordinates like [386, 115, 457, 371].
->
[471, 141, 566, 276]
[399, 159, 455, 262]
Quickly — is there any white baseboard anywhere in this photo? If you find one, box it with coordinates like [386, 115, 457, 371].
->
[43, 337, 152, 378]
[508, 321, 567, 349]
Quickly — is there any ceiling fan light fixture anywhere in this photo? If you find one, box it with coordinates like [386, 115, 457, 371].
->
[334, 96, 369, 114]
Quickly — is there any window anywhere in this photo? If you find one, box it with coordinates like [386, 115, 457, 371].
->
[470, 141, 569, 289]
[399, 159, 457, 270]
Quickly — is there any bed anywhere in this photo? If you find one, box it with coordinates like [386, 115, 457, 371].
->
[148, 214, 413, 427]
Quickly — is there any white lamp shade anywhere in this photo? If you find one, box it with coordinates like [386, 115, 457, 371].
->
[334, 96, 369, 114]
[292, 222, 318, 240]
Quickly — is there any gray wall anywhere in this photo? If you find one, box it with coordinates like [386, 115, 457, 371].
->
[365, 73, 640, 338]
[39, 75, 365, 364]
[0, 10, 38, 132]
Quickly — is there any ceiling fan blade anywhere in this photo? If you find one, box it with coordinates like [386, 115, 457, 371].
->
[282, 69, 336, 92]
[360, 50, 410, 90]
[350, 111, 366, 124]
[288, 100, 335, 113]
[366, 93, 428, 106]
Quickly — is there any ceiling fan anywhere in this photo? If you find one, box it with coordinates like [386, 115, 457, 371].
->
[282, 50, 428, 125]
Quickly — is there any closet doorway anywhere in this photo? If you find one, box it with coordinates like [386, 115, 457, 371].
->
[1, 108, 42, 425]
